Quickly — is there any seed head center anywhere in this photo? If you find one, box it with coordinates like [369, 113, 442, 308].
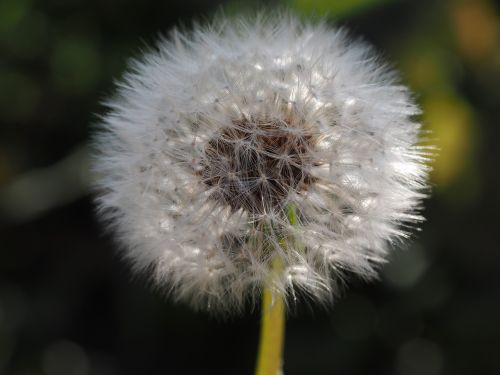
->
[201, 118, 318, 213]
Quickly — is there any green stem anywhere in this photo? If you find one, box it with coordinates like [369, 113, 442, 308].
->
[255, 258, 285, 375]
[254, 204, 296, 375]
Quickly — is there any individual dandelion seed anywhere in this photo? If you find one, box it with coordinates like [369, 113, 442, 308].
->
[92, 13, 431, 315]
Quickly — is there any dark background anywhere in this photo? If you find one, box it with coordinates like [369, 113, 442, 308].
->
[1, 0, 500, 374]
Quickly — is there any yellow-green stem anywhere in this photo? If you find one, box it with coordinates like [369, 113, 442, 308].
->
[255, 204, 296, 375]
[255, 259, 285, 375]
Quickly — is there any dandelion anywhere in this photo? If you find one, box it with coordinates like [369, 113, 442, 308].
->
[93, 12, 430, 375]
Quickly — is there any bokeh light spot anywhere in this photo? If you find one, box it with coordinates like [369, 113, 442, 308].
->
[396, 338, 444, 375]
[0, 0, 31, 33]
[41, 340, 90, 375]
[451, 0, 499, 61]
[424, 95, 475, 188]
[383, 245, 429, 289]
[0, 11, 48, 59]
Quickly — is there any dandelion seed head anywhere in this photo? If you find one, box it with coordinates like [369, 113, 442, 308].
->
[93, 13, 431, 313]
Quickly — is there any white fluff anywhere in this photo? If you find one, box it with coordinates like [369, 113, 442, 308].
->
[93, 13, 430, 313]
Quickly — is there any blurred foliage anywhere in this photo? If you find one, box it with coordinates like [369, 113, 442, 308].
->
[1, 0, 500, 374]
[290, 0, 394, 18]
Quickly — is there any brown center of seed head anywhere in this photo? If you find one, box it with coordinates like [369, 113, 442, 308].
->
[201, 117, 318, 213]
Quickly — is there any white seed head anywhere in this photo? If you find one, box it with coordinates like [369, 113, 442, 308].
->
[93, 13, 430, 314]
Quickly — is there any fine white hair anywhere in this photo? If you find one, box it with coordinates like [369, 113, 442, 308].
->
[93, 13, 430, 313]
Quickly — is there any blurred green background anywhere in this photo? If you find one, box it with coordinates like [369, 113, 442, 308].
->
[1, 0, 499, 374]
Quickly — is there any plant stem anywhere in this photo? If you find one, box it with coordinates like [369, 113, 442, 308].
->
[255, 204, 296, 375]
[255, 259, 285, 375]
